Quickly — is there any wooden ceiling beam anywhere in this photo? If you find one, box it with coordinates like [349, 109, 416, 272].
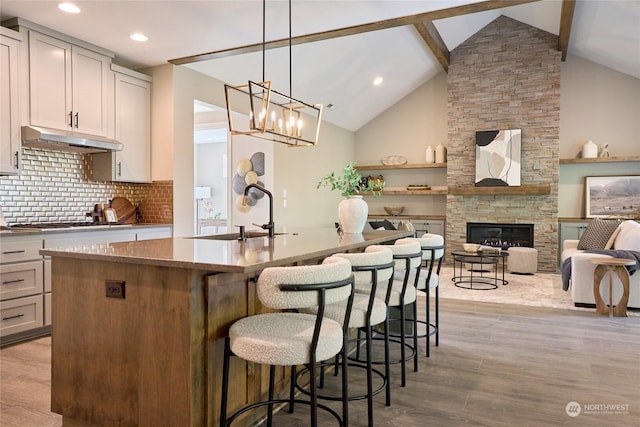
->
[414, 21, 450, 72]
[558, 0, 576, 61]
[169, 0, 541, 65]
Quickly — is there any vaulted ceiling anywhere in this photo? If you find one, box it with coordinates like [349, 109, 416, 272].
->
[2, 1, 638, 131]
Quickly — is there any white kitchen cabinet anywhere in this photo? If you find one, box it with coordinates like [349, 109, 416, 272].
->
[28, 31, 110, 137]
[0, 236, 45, 342]
[0, 27, 22, 175]
[93, 66, 151, 182]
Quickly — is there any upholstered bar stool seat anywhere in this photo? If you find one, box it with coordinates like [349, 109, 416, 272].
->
[220, 256, 354, 427]
[230, 312, 344, 365]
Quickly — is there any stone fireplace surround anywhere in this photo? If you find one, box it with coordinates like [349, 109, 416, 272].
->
[445, 16, 560, 272]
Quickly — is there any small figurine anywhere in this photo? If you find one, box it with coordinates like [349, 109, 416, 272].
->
[598, 144, 610, 158]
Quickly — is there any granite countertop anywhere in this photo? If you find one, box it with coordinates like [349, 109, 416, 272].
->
[40, 227, 413, 273]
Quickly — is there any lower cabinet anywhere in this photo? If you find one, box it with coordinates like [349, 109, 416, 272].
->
[0, 225, 172, 346]
[0, 295, 44, 337]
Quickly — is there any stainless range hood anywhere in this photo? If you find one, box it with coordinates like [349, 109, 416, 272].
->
[21, 126, 123, 153]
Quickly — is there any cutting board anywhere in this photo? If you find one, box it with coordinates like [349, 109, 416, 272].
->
[110, 197, 137, 224]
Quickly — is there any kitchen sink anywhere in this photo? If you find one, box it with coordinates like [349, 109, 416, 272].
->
[192, 231, 288, 240]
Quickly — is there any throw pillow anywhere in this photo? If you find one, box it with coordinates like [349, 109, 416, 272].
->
[604, 223, 623, 249]
[613, 220, 640, 251]
[577, 218, 621, 250]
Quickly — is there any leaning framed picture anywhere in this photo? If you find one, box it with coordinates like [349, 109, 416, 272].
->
[585, 176, 640, 218]
[103, 208, 119, 223]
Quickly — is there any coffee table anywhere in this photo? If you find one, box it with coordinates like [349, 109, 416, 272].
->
[452, 250, 509, 290]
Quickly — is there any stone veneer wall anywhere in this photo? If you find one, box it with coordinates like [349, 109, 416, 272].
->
[0, 147, 173, 224]
[446, 16, 560, 271]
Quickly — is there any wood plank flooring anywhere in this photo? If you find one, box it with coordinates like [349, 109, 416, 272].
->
[2, 298, 639, 426]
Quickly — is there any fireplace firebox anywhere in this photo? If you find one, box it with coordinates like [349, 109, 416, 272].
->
[466, 223, 534, 249]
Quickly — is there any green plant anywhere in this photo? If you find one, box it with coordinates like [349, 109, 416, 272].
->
[316, 162, 384, 197]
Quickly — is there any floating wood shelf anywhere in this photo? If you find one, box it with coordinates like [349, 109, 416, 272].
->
[368, 214, 446, 220]
[559, 156, 640, 164]
[355, 162, 447, 171]
[364, 187, 448, 195]
[449, 184, 551, 195]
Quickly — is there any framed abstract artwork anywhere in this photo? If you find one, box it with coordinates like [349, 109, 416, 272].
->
[585, 175, 640, 218]
[475, 129, 522, 187]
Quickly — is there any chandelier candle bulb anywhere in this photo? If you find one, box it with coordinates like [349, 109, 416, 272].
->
[270, 111, 276, 130]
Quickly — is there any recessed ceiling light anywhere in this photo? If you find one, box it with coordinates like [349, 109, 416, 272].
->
[130, 33, 149, 42]
[373, 76, 383, 86]
[58, 3, 80, 14]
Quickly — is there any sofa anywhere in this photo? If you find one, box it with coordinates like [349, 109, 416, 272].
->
[561, 219, 640, 309]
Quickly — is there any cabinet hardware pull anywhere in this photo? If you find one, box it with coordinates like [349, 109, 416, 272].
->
[68, 111, 73, 127]
[2, 279, 25, 285]
[117, 162, 122, 176]
[14, 151, 19, 169]
[2, 314, 25, 321]
[74, 112, 79, 128]
[2, 250, 25, 255]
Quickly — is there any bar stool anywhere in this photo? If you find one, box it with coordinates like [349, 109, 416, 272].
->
[368, 238, 422, 386]
[331, 245, 394, 426]
[415, 233, 445, 357]
[219, 256, 355, 427]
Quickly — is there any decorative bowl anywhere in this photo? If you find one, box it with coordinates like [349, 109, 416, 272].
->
[384, 206, 404, 216]
[462, 243, 481, 252]
[381, 155, 408, 166]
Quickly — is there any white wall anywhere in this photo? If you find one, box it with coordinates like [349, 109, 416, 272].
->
[559, 55, 640, 217]
[560, 55, 640, 159]
[147, 64, 355, 235]
[273, 120, 355, 229]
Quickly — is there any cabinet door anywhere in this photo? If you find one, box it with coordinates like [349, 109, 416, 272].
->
[28, 31, 72, 131]
[0, 32, 21, 175]
[71, 45, 109, 136]
[114, 73, 151, 182]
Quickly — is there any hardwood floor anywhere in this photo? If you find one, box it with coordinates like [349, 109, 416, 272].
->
[2, 298, 639, 426]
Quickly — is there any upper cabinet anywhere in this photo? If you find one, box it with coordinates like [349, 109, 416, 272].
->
[28, 31, 110, 137]
[0, 28, 22, 175]
[93, 66, 152, 183]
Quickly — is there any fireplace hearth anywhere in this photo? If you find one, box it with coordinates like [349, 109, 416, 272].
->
[467, 222, 534, 249]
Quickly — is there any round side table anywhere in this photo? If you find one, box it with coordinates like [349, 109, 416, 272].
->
[588, 258, 636, 317]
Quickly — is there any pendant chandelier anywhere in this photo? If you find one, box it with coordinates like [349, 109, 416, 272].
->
[224, 0, 323, 147]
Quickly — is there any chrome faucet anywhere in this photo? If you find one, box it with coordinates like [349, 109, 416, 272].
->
[242, 183, 275, 238]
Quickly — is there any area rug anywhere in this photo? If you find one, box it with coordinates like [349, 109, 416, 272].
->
[432, 265, 639, 316]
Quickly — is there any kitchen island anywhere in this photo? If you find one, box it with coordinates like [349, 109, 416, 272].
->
[41, 227, 412, 426]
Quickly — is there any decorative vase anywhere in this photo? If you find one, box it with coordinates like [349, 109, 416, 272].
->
[435, 143, 447, 163]
[425, 146, 435, 163]
[582, 140, 598, 158]
[338, 195, 368, 234]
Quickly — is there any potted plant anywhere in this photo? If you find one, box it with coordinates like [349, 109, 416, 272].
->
[317, 162, 384, 233]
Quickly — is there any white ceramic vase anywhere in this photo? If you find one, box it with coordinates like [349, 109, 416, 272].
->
[338, 195, 368, 234]
[435, 143, 447, 163]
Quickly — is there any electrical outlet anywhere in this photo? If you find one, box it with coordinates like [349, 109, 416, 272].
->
[106, 280, 126, 299]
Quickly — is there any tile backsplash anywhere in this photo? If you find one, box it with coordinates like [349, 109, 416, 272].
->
[0, 147, 172, 224]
